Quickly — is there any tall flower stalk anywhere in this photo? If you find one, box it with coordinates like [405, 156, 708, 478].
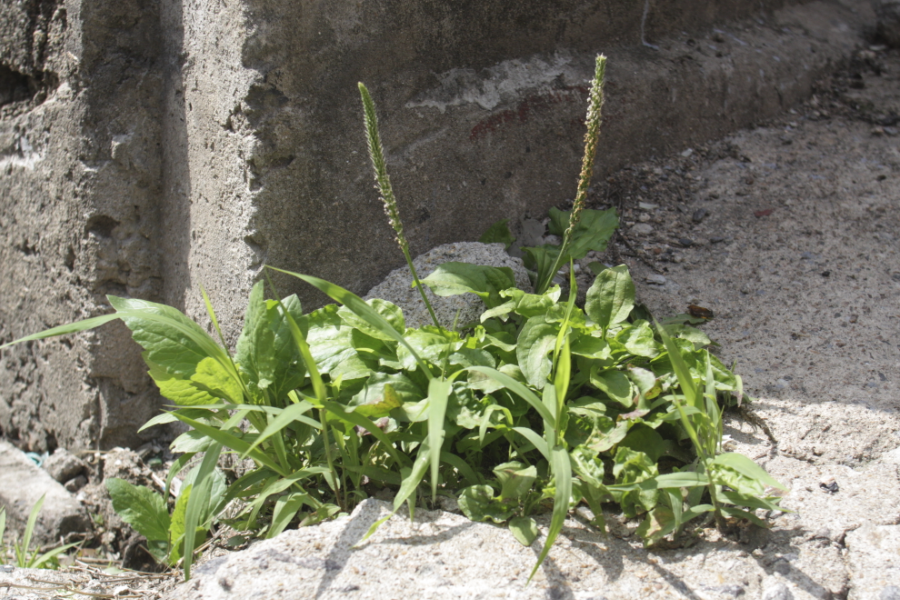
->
[536, 54, 608, 294]
[358, 83, 442, 330]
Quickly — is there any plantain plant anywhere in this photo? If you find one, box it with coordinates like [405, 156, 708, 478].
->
[0, 55, 784, 582]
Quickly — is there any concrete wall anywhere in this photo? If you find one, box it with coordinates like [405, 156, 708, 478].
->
[0, 0, 872, 451]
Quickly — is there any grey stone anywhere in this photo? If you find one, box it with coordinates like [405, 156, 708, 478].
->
[631, 223, 655, 236]
[0, 440, 90, 545]
[645, 274, 668, 285]
[881, 586, 900, 600]
[364, 242, 530, 329]
[42, 448, 87, 483]
[762, 583, 794, 600]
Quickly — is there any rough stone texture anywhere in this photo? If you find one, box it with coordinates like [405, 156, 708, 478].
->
[874, 0, 900, 47]
[0, 0, 877, 452]
[364, 242, 530, 329]
[42, 447, 86, 483]
[0, 439, 90, 545]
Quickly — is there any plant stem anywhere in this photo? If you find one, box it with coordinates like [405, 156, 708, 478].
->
[358, 83, 442, 331]
[319, 408, 345, 511]
[537, 55, 607, 294]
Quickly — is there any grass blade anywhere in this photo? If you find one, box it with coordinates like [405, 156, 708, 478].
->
[0, 314, 120, 350]
[182, 443, 222, 580]
[466, 366, 555, 427]
[528, 446, 572, 582]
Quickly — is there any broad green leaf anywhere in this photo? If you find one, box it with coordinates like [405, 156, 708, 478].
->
[351, 372, 424, 417]
[585, 265, 634, 331]
[420, 262, 516, 308]
[494, 461, 537, 501]
[190, 356, 244, 403]
[570, 335, 611, 359]
[711, 453, 787, 491]
[620, 426, 667, 463]
[480, 287, 560, 322]
[617, 320, 658, 358]
[427, 378, 454, 499]
[339, 298, 406, 342]
[396, 328, 454, 371]
[517, 316, 559, 389]
[148, 362, 219, 406]
[106, 479, 170, 543]
[479, 219, 515, 249]
[270, 268, 430, 376]
[590, 367, 633, 408]
[547, 207, 619, 259]
[235, 282, 277, 394]
[263, 295, 307, 398]
[108, 296, 227, 379]
[458, 485, 514, 524]
[306, 305, 356, 373]
[509, 517, 539, 547]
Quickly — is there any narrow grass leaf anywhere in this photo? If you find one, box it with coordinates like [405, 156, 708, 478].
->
[182, 442, 222, 580]
[529, 446, 572, 582]
[0, 313, 120, 350]
[466, 366, 554, 427]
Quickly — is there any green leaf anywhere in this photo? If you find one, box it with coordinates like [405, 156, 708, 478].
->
[351, 372, 424, 418]
[479, 219, 515, 249]
[148, 363, 219, 407]
[711, 453, 787, 491]
[509, 517, 539, 547]
[270, 268, 430, 376]
[168, 484, 191, 564]
[480, 287, 560, 322]
[517, 316, 559, 389]
[182, 443, 222, 580]
[108, 296, 229, 379]
[306, 305, 355, 374]
[426, 377, 453, 499]
[466, 366, 555, 427]
[585, 265, 635, 331]
[590, 368, 633, 408]
[0, 313, 121, 350]
[548, 207, 619, 259]
[617, 320, 658, 358]
[106, 479, 170, 543]
[420, 262, 516, 308]
[458, 485, 514, 524]
[529, 446, 572, 582]
[339, 298, 406, 342]
[494, 461, 537, 501]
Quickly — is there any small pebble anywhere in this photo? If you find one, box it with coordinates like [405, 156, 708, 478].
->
[645, 274, 667, 285]
[631, 223, 654, 236]
[678, 238, 694, 247]
[872, 126, 885, 136]
[819, 476, 839, 494]
[638, 202, 659, 211]
[692, 208, 708, 223]
[762, 582, 794, 600]
[710, 236, 726, 243]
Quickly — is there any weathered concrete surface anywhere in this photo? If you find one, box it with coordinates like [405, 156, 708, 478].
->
[0, 0, 167, 452]
[0, 439, 89, 545]
[0, 0, 877, 452]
